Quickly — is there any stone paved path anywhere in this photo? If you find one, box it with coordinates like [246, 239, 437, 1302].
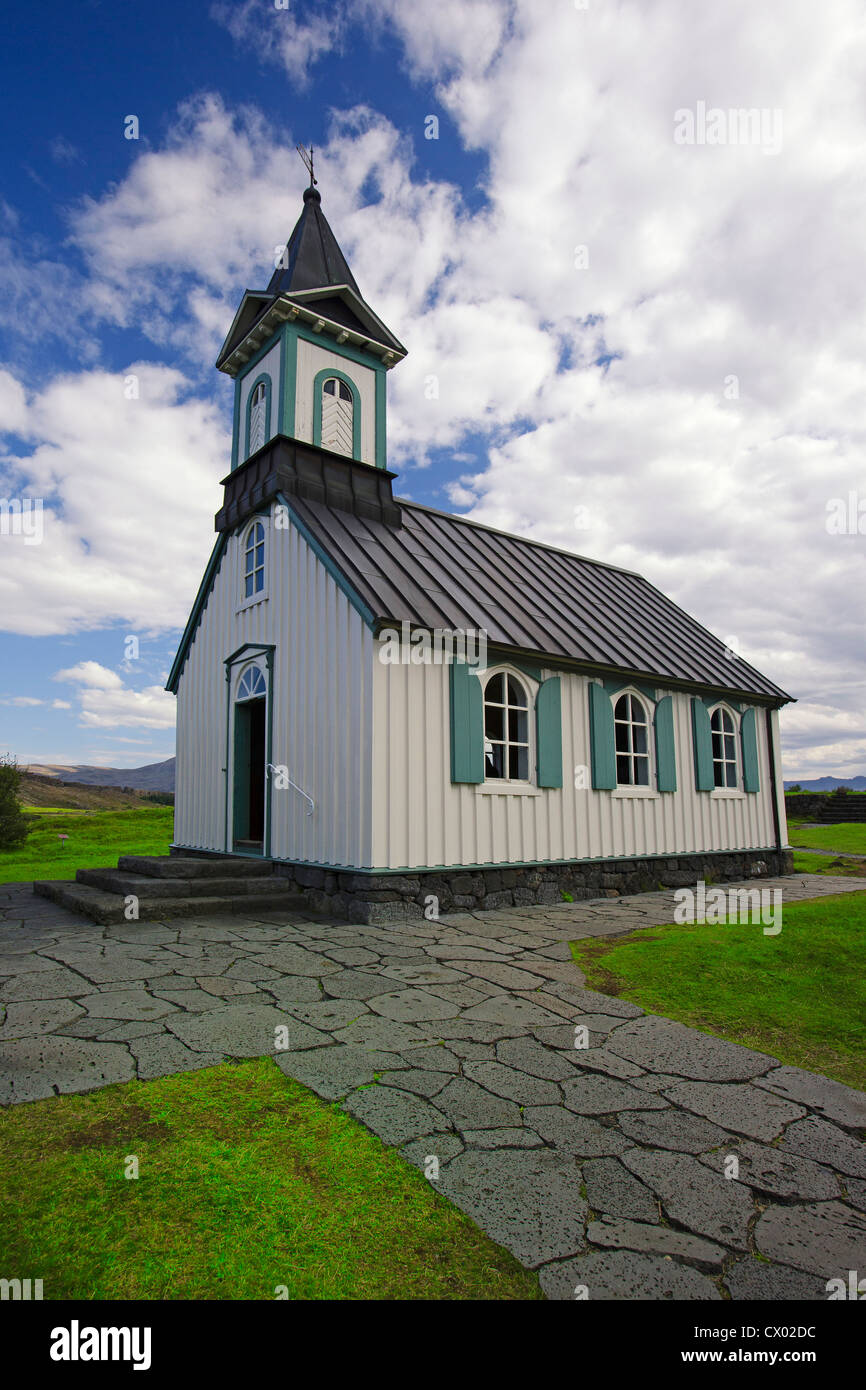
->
[1, 873, 865, 1301]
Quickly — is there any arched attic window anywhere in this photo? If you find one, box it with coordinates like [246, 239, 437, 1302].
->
[483, 671, 530, 781]
[321, 375, 354, 457]
[243, 521, 265, 599]
[711, 706, 739, 788]
[614, 692, 650, 786]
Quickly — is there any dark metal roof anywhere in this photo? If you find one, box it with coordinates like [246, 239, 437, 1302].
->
[268, 185, 361, 297]
[285, 495, 792, 703]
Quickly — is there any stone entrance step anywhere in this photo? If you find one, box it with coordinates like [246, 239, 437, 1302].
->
[33, 852, 307, 926]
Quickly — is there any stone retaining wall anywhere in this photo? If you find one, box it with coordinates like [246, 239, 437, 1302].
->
[268, 847, 794, 924]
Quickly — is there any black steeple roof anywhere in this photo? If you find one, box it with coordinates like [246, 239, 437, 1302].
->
[267, 185, 360, 296]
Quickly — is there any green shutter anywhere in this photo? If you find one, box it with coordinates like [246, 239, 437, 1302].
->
[588, 682, 616, 789]
[536, 677, 562, 788]
[450, 661, 484, 783]
[691, 697, 714, 792]
[654, 695, 677, 792]
[741, 707, 761, 793]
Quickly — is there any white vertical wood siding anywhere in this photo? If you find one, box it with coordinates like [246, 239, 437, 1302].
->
[370, 657, 780, 871]
[173, 507, 375, 867]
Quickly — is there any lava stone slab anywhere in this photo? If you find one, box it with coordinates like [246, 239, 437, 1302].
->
[495, 1036, 577, 1082]
[662, 1080, 805, 1141]
[755, 1200, 866, 1279]
[436, 1149, 587, 1267]
[755, 1066, 866, 1131]
[607, 1016, 778, 1081]
[775, 1115, 866, 1178]
[618, 1108, 731, 1153]
[523, 1105, 631, 1158]
[0, 966, 98, 1000]
[166, 1003, 329, 1056]
[463, 1061, 561, 1107]
[275, 1045, 403, 1100]
[433, 1077, 523, 1131]
[562, 1073, 669, 1115]
[586, 1218, 726, 1271]
[697, 1139, 839, 1200]
[366, 989, 462, 1023]
[622, 1149, 753, 1250]
[723, 1259, 830, 1301]
[0, 1036, 136, 1103]
[582, 1157, 659, 1223]
[343, 1084, 450, 1146]
[538, 1250, 720, 1301]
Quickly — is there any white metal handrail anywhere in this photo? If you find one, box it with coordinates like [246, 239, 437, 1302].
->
[266, 763, 315, 816]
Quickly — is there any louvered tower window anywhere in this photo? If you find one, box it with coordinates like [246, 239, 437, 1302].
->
[249, 382, 267, 454]
[321, 377, 354, 456]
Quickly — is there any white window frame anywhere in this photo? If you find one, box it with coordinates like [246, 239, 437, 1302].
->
[237, 515, 270, 612]
[610, 687, 659, 799]
[709, 703, 745, 798]
[476, 665, 541, 796]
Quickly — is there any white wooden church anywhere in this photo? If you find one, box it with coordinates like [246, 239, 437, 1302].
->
[166, 180, 793, 921]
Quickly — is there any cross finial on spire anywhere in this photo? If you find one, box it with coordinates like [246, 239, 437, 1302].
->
[296, 143, 317, 188]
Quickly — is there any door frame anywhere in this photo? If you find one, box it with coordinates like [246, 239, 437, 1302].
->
[224, 642, 275, 857]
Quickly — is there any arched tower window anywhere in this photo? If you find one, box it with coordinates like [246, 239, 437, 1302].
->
[711, 707, 738, 788]
[321, 375, 354, 457]
[614, 693, 650, 786]
[249, 381, 267, 454]
[244, 521, 265, 599]
[483, 671, 530, 781]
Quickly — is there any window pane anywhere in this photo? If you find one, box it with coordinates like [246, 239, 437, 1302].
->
[617, 754, 631, 784]
[614, 695, 629, 720]
[634, 756, 649, 786]
[245, 574, 253, 598]
[485, 705, 504, 740]
[711, 709, 721, 732]
[254, 571, 264, 593]
[485, 742, 504, 778]
[339, 381, 352, 401]
[633, 724, 648, 755]
[508, 708, 528, 742]
[507, 676, 527, 707]
[724, 735, 735, 760]
[485, 674, 504, 703]
[714, 763, 725, 787]
[509, 745, 529, 780]
[726, 763, 737, 788]
[324, 379, 336, 395]
[712, 732, 723, 759]
[615, 722, 630, 752]
[255, 544, 264, 568]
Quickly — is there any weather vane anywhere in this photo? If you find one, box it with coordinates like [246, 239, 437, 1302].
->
[296, 143, 317, 187]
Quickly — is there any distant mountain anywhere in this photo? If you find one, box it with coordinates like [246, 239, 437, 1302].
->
[27, 758, 176, 793]
[784, 775, 866, 791]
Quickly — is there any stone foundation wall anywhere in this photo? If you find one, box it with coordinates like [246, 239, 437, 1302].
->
[268, 847, 794, 925]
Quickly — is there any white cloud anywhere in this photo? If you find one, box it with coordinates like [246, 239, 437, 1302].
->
[0, 363, 226, 636]
[211, 0, 338, 87]
[53, 661, 176, 730]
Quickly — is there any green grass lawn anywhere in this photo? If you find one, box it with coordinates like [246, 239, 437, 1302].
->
[0, 1058, 540, 1301]
[0, 806, 174, 883]
[792, 850, 866, 877]
[570, 892, 866, 1090]
[787, 821, 866, 855]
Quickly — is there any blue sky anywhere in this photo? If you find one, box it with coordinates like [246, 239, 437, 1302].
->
[1, 0, 864, 778]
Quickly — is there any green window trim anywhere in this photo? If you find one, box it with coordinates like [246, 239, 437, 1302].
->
[740, 707, 761, 793]
[312, 366, 362, 461]
[244, 373, 272, 458]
